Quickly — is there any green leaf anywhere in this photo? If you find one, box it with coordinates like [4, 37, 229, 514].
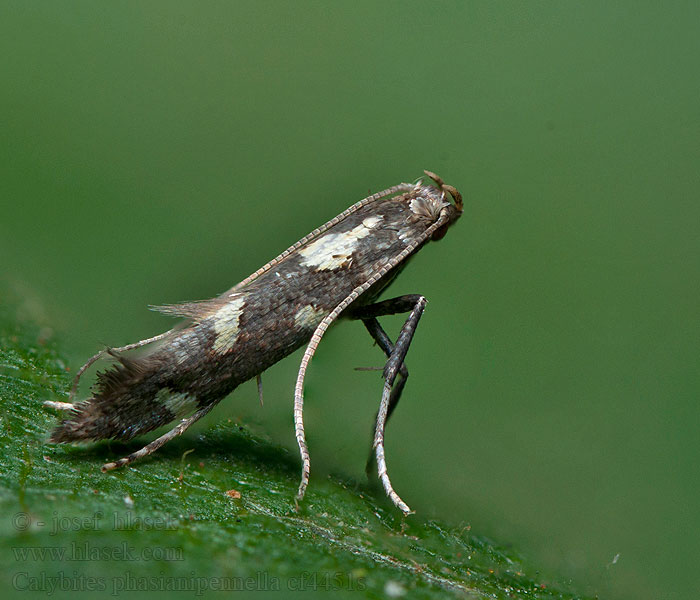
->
[0, 292, 590, 599]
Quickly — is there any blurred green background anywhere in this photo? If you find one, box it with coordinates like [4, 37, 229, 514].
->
[1, 2, 698, 599]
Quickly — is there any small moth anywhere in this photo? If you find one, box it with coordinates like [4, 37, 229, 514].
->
[46, 171, 463, 515]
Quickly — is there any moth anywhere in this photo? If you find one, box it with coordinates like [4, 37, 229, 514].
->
[46, 171, 463, 515]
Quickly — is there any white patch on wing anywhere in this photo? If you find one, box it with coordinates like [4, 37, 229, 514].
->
[294, 305, 326, 330]
[398, 227, 413, 243]
[212, 295, 246, 354]
[362, 215, 382, 229]
[157, 389, 199, 419]
[299, 216, 383, 270]
[170, 330, 198, 365]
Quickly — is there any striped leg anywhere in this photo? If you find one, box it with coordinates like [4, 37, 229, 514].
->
[101, 404, 215, 472]
[68, 330, 176, 401]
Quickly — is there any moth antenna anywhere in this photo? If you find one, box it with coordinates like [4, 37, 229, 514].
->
[374, 381, 413, 515]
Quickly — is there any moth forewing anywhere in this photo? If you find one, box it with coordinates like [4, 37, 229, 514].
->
[47, 171, 463, 516]
[227, 182, 417, 294]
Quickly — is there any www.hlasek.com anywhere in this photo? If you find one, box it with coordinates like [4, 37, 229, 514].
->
[13, 541, 183, 562]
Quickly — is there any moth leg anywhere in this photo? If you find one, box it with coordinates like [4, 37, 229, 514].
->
[359, 317, 408, 474]
[348, 295, 422, 468]
[101, 404, 215, 472]
[256, 373, 264, 407]
[351, 294, 427, 515]
[348, 294, 424, 320]
[69, 329, 175, 401]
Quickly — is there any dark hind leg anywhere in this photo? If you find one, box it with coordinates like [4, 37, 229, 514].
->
[349, 295, 427, 515]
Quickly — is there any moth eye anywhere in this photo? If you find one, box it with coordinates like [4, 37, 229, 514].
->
[431, 223, 450, 241]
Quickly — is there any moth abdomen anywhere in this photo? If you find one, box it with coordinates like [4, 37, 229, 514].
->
[49, 335, 221, 444]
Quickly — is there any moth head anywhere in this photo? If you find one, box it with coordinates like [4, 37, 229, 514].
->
[422, 170, 463, 241]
